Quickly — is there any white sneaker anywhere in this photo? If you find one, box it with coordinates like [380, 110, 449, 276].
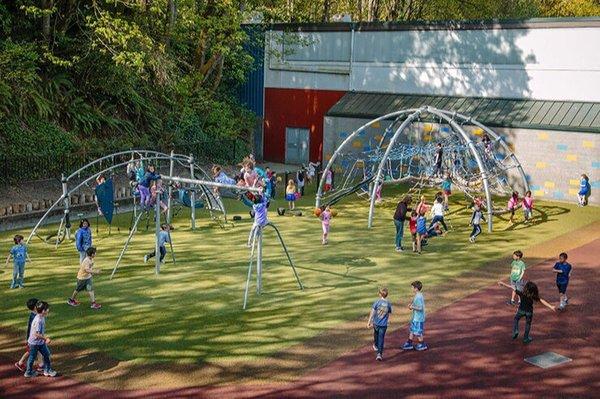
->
[372, 344, 378, 351]
[143, 255, 148, 263]
[43, 369, 58, 377]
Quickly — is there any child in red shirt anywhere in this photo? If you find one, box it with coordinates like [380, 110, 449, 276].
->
[409, 211, 418, 252]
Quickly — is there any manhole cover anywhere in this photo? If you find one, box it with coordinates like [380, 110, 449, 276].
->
[524, 352, 572, 369]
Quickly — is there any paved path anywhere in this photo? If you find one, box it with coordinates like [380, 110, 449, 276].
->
[2, 239, 599, 398]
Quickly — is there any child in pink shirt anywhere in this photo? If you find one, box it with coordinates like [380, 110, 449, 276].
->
[320, 206, 332, 245]
[522, 190, 533, 223]
[507, 192, 519, 224]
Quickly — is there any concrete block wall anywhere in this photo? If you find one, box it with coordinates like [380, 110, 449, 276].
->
[323, 116, 599, 205]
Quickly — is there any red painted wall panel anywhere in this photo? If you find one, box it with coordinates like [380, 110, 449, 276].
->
[263, 88, 346, 163]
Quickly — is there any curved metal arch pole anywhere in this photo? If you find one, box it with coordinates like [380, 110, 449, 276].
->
[428, 107, 494, 232]
[67, 150, 191, 181]
[368, 109, 423, 228]
[27, 155, 184, 244]
[316, 109, 418, 209]
[437, 110, 529, 194]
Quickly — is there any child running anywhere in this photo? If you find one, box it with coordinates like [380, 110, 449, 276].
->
[24, 301, 58, 377]
[367, 287, 392, 361]
[320, 206, 332, 245]
[144, 224, 171, 264]
[285, 179, 297, 210]
[67, 247, 102, 309]
[6, 234, 28, 288]
[553, 252, 572, 310]
[522, 190, 534, 223]
[507, 250, 526, 306]
[469, 205, 485, 243]
[429, 196, 448, 232]
[497, 280, 555, 343]
[402, 281, 428, 351]
[15, 298, 44, 372]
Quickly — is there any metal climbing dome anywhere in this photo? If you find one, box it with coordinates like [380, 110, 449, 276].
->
[316, 106, 530, 231]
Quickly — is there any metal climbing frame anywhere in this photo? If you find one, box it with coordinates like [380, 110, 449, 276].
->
[316, 106, 529, 232]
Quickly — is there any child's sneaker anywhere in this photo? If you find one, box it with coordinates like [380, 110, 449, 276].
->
[506, 300, 515, 306]
[469, 237, 475, 243]
[372, 344, 378, 351]
[523, 337, 533, 344]
[67, 298, 80, 307]
[395, 247, 404, 252]
[415, 343, 428, 351]
[376, 353, 382, 361]
[24, 371, 37, 378]
[143, 255, 148, 263]
[43, 369, 58, 377]
[90, 302, 102, 309]
[14, 362, 24, 372]
[512, 331, 519, 340]
[401, 341, 414, 350]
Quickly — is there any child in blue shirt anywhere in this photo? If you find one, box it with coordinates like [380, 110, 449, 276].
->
[75, 219, 93, 263]
[367, 287, 392, 361]
[144, 224, 171, 264]
[15, 298, 44, 372]
[5, 234, 28, 288]
[553, 252, 572, 310]
[248, 193, 269, 247]
[402, 281, 428, 351]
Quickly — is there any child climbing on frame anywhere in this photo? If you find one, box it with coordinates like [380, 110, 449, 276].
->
[497, 280, 555, 344]
[469, 205, 485, 243]
[139, 164, 161, 210]
[577, 174, 590, 206]
[522, 190, 534, 223]
[5, 234, 28, 289]
[149, 179, 168, 214]
[286, 179, 297, 210]
[242, 157, 259, 188]
[248, 190, 269, 247]
[507, 191, 519, 224]
[144, 224, 171, 264]
[320, 206, 332, 245]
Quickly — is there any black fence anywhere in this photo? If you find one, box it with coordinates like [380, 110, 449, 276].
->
[0, 139, 249, 183]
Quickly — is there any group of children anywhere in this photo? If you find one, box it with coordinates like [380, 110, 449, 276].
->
[367, 249, 574, 361]
[367, 281, 428, 361]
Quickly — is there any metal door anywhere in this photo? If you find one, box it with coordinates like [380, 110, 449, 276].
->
[285, 127, 310, 165]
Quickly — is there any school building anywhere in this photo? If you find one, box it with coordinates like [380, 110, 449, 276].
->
[238, 18, 600, 204]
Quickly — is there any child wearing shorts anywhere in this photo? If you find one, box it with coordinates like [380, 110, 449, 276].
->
[402, 281, 428, 351]
[67, 247, 102, 309]
[367, 287, 392, 361]
[553, 252, 572, 310]
[507, 250, 526, 306]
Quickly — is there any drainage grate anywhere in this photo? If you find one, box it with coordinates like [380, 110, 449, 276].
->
[524, 352, 572, 369]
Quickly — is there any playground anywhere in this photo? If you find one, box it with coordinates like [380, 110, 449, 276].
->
[1, 172, 600, 397]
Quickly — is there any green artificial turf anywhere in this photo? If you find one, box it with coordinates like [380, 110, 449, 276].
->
[1, 185, 599, 366]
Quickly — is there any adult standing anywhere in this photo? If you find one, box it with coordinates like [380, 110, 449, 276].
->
[393, 195, 412, 252]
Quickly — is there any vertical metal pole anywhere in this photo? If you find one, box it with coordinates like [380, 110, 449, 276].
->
[167, 150, 175, 224]
[243, 230, 258, 310]
[256, 227, 263, 295]
[62, 174, 71, 239]
[189, 154, 196, 230]
[155, 193, 161, 275]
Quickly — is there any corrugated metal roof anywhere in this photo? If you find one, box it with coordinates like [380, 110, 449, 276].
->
[326, 92, 600, 133]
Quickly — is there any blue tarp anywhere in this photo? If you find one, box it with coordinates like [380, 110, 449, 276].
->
[95, 178, 114, 224]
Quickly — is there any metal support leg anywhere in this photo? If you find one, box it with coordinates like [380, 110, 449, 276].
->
[167, 150, 175, 224]
[243, 229, 259, 310]
[111, 211, 145, 279]
[189, 154, 196, 230]
[155, 196, 161, 275]
[168, 230, 176, 266]
[256, 228, 263, 295]
[267, 223, 303, 290]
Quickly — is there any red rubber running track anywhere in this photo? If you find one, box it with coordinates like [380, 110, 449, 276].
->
[2, 239, 599, 398]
